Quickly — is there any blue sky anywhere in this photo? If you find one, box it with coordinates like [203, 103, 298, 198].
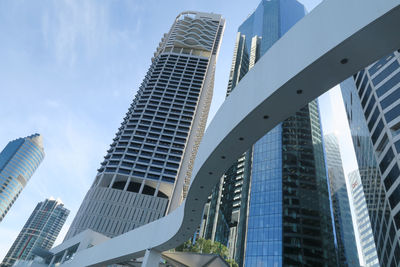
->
[0, 0, 361, 262]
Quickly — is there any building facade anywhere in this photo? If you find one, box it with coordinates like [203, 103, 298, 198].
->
[65, 11, 225, 240]
[1, 198, 69, 267]
[201, 1, 337, 266]
[341, 49, 400, 267]
[199, 31, 253, 267]
[0, 134, 45, 222]
[324, 134, 359, 266]
[348, 170, 380, 267]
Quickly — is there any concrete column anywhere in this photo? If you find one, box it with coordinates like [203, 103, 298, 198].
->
[60, 249, 68, 264]
[123, 177, 131, 191]
[141, 249, 161, 267]
[95, 174, 104, 187]
[211, 176, 224, 241]
[108, 174, 117, 188]
[138, 179, 145, 194]
[49, 256, 55, 266]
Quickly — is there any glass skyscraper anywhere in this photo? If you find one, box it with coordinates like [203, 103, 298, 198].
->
[65, 11, 225, 240]
[1, 198, 69, 267]
[341, 49, 400, 267]
[324, 134, 359, 266]
[348, 170, 380, 267]
[0, 134, 45, 222]
[202, 1, 337, 266]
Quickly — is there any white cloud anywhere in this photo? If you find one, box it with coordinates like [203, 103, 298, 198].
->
[39, 0, 145, 66]
[41, 0, 109, 65]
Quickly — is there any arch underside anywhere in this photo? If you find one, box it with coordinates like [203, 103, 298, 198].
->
[64, 0, 400, 265]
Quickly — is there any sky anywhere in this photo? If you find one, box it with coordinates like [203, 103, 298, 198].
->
[0, 0, 362, 263]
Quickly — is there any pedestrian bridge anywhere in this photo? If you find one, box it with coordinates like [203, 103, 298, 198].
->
[42, 0, 400, 265]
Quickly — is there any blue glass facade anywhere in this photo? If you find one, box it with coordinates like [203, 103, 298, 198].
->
[0, 134, 44, 222]
[238, 2, 305, 264]
[246, 127, 282, 266]
[202, 2, 337, 266]
[237, 0, 305, 55]
[220, 1, 337, 266]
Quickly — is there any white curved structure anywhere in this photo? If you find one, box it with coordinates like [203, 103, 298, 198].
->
[61, 0, 400, 265]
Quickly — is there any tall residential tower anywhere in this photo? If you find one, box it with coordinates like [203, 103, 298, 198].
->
[65, 11, 225, 240]
[201, 1, 338, 266]
[0, 134, 45, 222]
[1, 198, 69, 267]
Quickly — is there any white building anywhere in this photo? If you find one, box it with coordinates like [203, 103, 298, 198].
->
[65, 11, 225, 240]
[348, 170, 380, 267]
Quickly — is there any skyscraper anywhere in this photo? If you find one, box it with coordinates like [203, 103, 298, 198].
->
[324, 134, 359, 266]
[348, 170, 380, 267]
[200, 31, 253, 266]
[65, 11, 225, 240]
[0, 134, 45, 222]
[201, 1, 337, 266]
[1, 198, 69, 267]
[341, 49, 400, 267]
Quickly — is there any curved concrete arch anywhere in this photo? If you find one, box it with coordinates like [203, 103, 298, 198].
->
[65, 0, 400, 265]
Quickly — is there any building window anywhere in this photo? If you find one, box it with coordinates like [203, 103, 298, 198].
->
[368, 53, 394, 76]
[371, 119, 384, 144]
[372, 60, 400, 86]
[385, 104, 400, 123]
[376, 71, 400, 97]
[389, 183, 400, 209]
[379, 148, 394, 174]
[384, 164, 400, 191]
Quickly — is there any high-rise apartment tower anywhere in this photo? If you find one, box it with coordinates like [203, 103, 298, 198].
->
[0, 134, 45, 222]
[1, 198, 69, 267]
[341, 49, 400, 267]
[65, 11, 225, 240]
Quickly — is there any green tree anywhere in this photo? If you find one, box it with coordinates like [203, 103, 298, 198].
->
[175, 238, 237, 267]
[226, 258, 239, 267]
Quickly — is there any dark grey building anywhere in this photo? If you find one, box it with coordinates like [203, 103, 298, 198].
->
[324, 134, 360, 266]
[65, 11, 225, 240]
[341, 49, 400, 267]
[1, 198, 69, 267]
